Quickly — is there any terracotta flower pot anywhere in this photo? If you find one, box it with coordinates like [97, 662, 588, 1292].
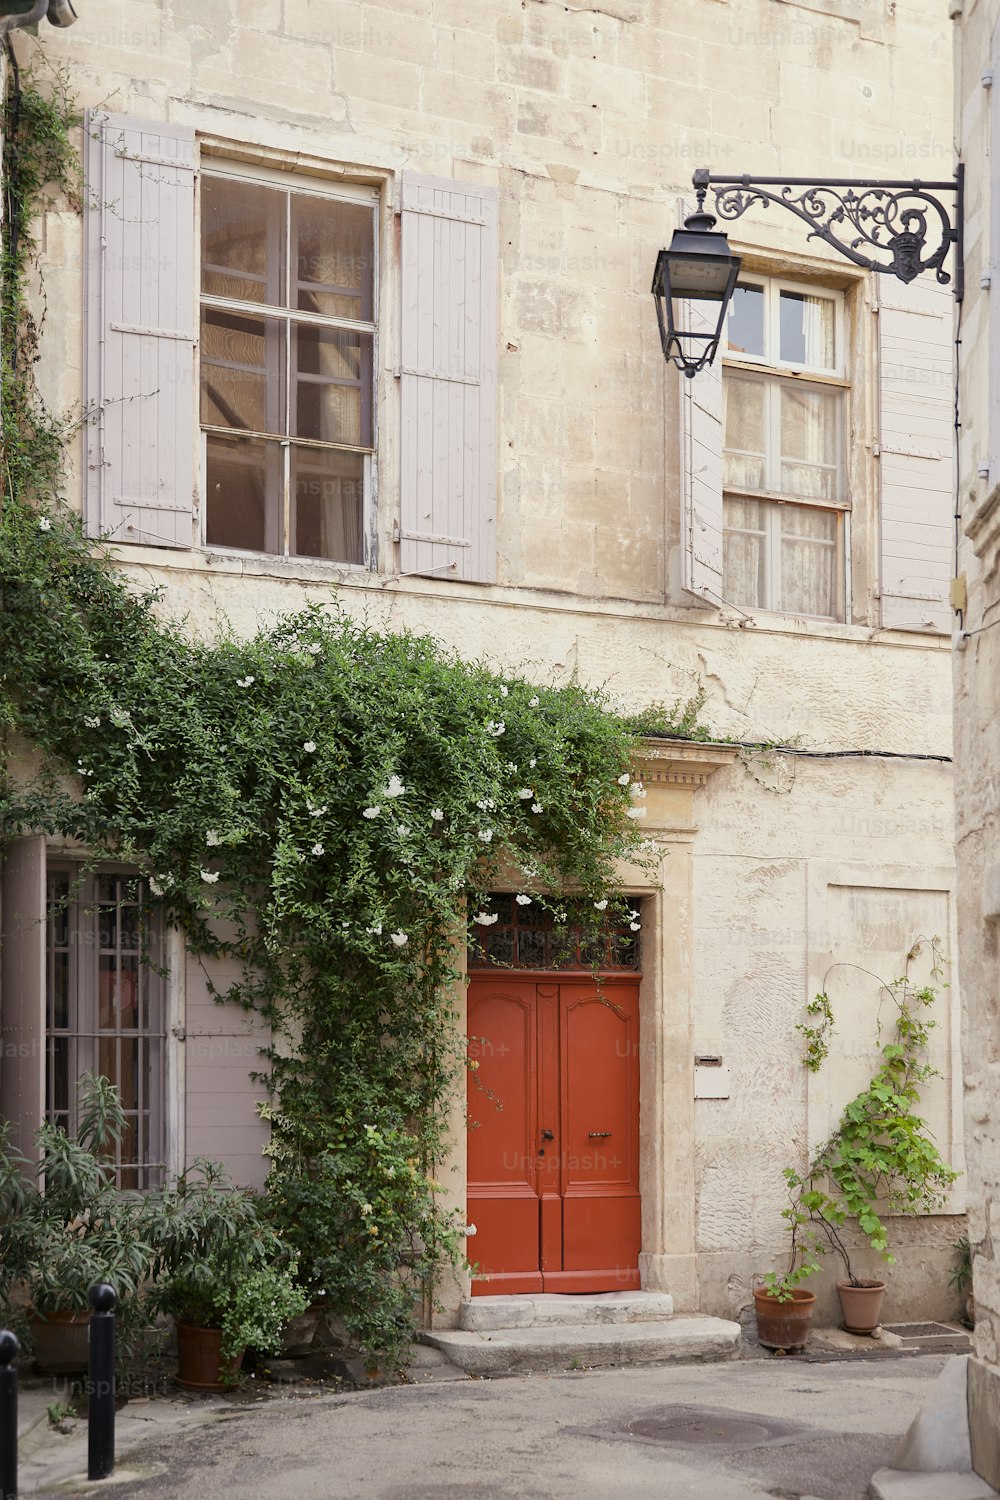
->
[753, 1287, 816, 1352]
[175, 1321, 244, 1391]
[29, 1308, 91, 1375]
[837, 1280, 886, 1334]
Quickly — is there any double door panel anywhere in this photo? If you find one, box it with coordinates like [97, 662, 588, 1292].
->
[467, 975, 640, 1294]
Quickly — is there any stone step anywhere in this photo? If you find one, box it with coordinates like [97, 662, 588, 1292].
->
[460, 1291, 675, 1333]
[420, 1314, 741, 1377]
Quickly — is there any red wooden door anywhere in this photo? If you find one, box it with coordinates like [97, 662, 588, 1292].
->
[467, 975, 640, 1295]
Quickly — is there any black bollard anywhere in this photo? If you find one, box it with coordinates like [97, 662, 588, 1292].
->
[0, 1329, 18, 1500]
[87, 1284, 116, 1482]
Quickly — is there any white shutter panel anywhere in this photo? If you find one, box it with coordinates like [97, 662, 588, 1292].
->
[679, 295, 725, 604]
[399, 173, 498, 582]
[0, 837, 46, 1161]
[877, 277, 955, 631]
[84, 112, 196, 549]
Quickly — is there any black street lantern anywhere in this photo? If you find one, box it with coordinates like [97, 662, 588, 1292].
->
[654, 164, 964, 378]
[651, 171, 742, 379]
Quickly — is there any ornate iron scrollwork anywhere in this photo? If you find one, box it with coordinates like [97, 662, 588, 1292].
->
[698, 168, 963, 297]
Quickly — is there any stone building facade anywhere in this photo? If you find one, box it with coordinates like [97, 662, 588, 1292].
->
[953, 0, 1000, 1482]
[0, 0, 964, 1327]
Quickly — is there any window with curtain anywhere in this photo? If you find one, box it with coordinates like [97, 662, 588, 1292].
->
[722, 278, 848, 620]
[46, 868, 165, 1189]
[200, 170, 377, 563]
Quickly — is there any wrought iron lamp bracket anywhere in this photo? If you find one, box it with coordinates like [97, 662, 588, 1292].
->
[695, 165, 964, 300]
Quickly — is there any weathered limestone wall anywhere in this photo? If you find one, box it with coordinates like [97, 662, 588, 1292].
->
[10, 0, 963, 1319]
[954, 0, 1000, 1481]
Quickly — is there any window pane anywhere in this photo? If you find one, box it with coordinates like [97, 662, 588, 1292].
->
[292, 447, 365, 563]
[723, 374, 767, 492]
[201, 309, 287, 437]
[205, 433, 283, 552]
[294, 327, 373, 446]
[293, 196, 374, 320]
[202, 177, 286, 306]
[727, 283, 765, 357]
[780, 505, 838, 618]
[779, 383, 841, 500]
[779, 290, 836, 369]
[723, 496, 767, 608]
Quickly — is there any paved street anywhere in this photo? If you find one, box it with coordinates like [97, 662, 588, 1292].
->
[43, 1353, 950, 1500]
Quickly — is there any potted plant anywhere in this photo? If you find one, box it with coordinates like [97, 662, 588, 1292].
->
[950, 1235, 974, 1327]
[761, 940, 959, 1343]
[753, 1169, 824, 1351]
[145, 1160, 307, 1390]
[0, 1074, 156, 1373]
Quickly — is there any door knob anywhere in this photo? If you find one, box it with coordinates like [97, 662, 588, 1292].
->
[540, 1129, 554, 1141]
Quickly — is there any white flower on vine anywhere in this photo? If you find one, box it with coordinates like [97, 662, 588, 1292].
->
[628, 909, 640, 920]
[476, 798, 496, 811]
[499, 684, 509, 697]
[200, 870, 220, 884]
[38, 516, 52, 532]
[308, 642, 322, 654]
[631, 782, 646, 799]
[478, 828, 494, 843]
[594, 898, 608, 911]
[531, 803, 543, 814]
[529, 758, 537, 768]
[83, 715, 101, 729]
[308, 804, 327, 817]
[629, 921, 641, 932]
[626, 807, 647, 819]
[303, 740, 317, 753]
[363, 806, 381, 820]
[360, 1203, 373, 1216]
[205, 830, 222, 846]
[474, 912, 499, 926]
[367, 922, 383, 936]
[463, 1224, 477, 1237]
[430, 807, 444, 821]
[506, 761, 519, 773]
[518, 788, 533, 800]
[515, 894, 532, 906]
[236, 675, 255, 688]
[312, 843, 325, 856]
[529, 696, 540, 708]
[385, 775, 406, 798]
[390, 931, 409, 947]
[396, 824, 410, 837]
[617, 772, 631, 786]
[149, 878, 164, 896]
[486, 719, 505, 737]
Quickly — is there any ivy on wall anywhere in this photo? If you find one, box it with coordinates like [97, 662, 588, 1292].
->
[0, 64, 700, 1363]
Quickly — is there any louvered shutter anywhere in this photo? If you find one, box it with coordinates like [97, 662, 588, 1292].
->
[679, 296, 725, 604]
[398, 173, 498, 582]
[876, 277, 955, 631]
[84, 112, 196, 548]
[0, 837, 46, 1160]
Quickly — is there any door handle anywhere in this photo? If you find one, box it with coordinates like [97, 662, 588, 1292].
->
[540, 1129, 555, 1141]
[588, 1131, 612, 1139]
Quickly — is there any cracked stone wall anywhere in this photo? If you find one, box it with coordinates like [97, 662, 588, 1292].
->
[8, 0, 965, 1321]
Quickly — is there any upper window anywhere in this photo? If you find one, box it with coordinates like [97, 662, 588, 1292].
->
[46, 868, 165, 1190]
[722, 277, 848, 621]
[200, 172, 377, 563]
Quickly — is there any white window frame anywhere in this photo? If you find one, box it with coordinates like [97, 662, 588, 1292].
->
[45, 865, 167, 1190]
[198, 162, 380, 568]
[722, 274, 851, 621]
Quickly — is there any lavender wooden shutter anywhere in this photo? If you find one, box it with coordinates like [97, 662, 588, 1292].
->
[399, 173, 498, 582]
[84, 112, 196, 548]
[679, 295, 725, 604]
[877, 277, 955, 631]
[0, 837, 46, 1160]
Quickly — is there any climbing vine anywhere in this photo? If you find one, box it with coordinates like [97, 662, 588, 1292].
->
[0, 64, 717, 1365]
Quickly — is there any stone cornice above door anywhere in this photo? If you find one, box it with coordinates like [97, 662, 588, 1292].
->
[632, 740, 739, 835]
